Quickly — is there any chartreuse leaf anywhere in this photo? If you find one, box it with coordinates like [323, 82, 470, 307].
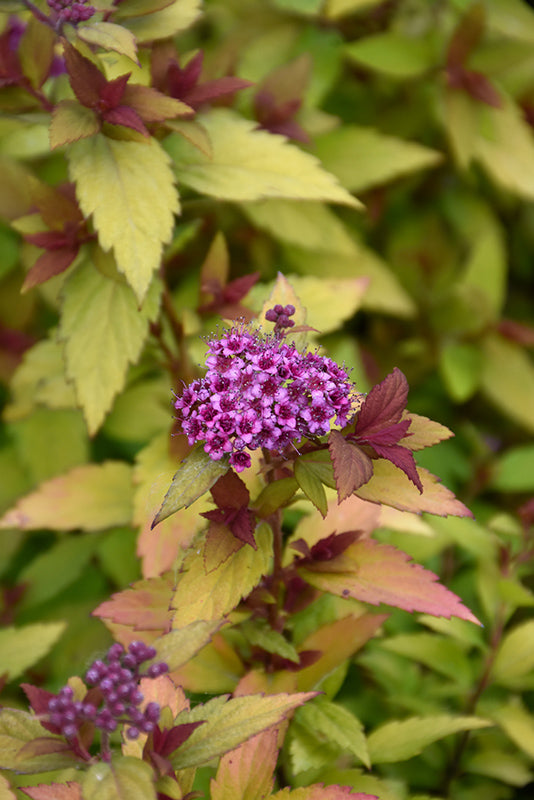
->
[314, 126, 442, 193]
[439, 341, 483, 402]
[0, 710, 74, 773]
[59, 253, 161, 433]
[0, 462, 133, 531]
[367, 716, 492, 764]
[76, 22, 138, 62]
[481, 334, 534, 433]
[241, 619, 300, 663]
[299, 538, 479, 623]
[172, 523, 272, 626]
[0, 622, 65, 680]
[273, 0, 322, 14]
[491, 620, 534, 686]
[171, 692, 315, 770]
[164, 110, 359, 206]
[294, 458, 328, 517]
[294, 697, 369, 767]
[50, 101, 99, 149]
[153, 621, 223, 671]
[67, 134, 179, 303]
[122, 0, 201, 42]
[466, 748, 533, 789]
[271, 786, 370, 799]
[0, 774, 16, 799]
[325, 0, 389, 18]
[355, 459, 473, 517]
[82, 757, 156, 800]
[490, 444, 534, 491]
[210, 728, 277, 800]
[492, 701, 534, 760]
[381, 633, 473, 686]
[344, 31, 437, 78]
[152, 444, 230, 528]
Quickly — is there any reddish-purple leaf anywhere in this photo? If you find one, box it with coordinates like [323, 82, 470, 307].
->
[104, 105, 149, 135]
[300, 538, 480, 624]
[63, 43, 105, 108]
[24, 230, 72, 249]
[370, 442, 423, 492]
[18, 737, 75, 759]
[363, 418, 411, 447]
[309, 531, 360, 562]
[210, 469, 250, 509]
[20, 684, 59, 734]
[167, 51, 203, 99]
[152, 721, 205, 758]
[185, 76, 253, 109]
[222, 272, 260, 304]
[355, 368, 408, 437]
[99, 72, 130, 109]
[329, 430, 373, 502]
[22, 247, 78, 291]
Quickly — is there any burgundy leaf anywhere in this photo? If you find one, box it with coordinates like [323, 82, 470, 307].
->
[24, 230, 73, 249]
[362, 418, 411, 447]
[21, 684, 59, 734]
[103, 105, 149, 136]
[310, 531, 360, 562]
[498, 318, 534, 347]
[355, 368, 408, 437]
[152, 721, 205, 758]
[222, 272, 260, 304]
[98, 72, 130, 109]
[167, 51, 203, 99]
[446, 2, 484, 68]
[184, 76, 253, 109]
[371, 442, 423, 493]
[210, 469, 250, 509]
[63, 43, 105, 108]
[329, 430, 374, 502]
[22, 247, 79, 291]
[227, 505, 256, 547]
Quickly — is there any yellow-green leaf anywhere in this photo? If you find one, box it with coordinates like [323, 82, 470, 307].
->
[367, 716, 491, 764]
[82, 757, 156, 800]
[0, 709, 73, 773]
[325, 0, 384, 19]
[492, 701, 534, 760]
[0, 622, 66, 680]
[68, 133, 179, 303]
[171, 692, 315, 769]
[314, 125, 442, 194]
[491, 620, 534, 686]
[153, 621, 223, 672]
[481, 334, 534, 433]
[50, 101, 99, 150]
[172, 523, 272, 626]
[0, 461, 133, 531]
[344, 31, 437, 78]
[58, 254, 161, 433]
[122, 0, 201, 42]
[295, 697, 370, 767]
[164, 109, 360, 206]
[77, 22, 138, 62]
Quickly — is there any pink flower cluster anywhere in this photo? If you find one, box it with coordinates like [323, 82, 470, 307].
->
[175, 308, 355, 471]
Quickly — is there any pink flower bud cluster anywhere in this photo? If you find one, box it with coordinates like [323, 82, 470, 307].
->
[48, 641, 168, 741]
[175, 308, 355, 472]
[47, 0, 95, 23]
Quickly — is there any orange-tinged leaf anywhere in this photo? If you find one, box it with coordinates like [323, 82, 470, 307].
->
[400, 412, 454, 450]
[0, 775, 17, 800]
[21, 782, 82, 800]
[271, 785, 375, 799]
[92, 574, 172, 634]
[204, 522, 244, 572]
[210, 728, 278, 800]
[355, 459, 473, 517]
[172, 632, 245, 694]
[329, 431, 373, 502]
[0, 461, 133, 531]
[299, 538, 479, 624]
[296, 613, 388, 691]
[123, 84, 193, 121]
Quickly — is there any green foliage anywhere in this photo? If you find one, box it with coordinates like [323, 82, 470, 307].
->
[1, 0, 534, 799]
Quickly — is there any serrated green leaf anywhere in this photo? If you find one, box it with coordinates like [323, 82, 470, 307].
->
[50, 101, 99, 149]
[481, 334, 534, 433]
[122, 0, 201, 42]
[381, 633, 472, 685]
[295, 697, 369, 767]
[76, 22, 138, 62]
[0, 461, 133, 531]
[367, 715, 491, 764]
[491, 620, 534, 686]
[241, 619, 300, 663]
[152, 444, 230, 527]
[164, 109, 360, 206]
[0, 622, 66, 680]
[58, 255, 161, 433]
[171, 692, 315, 770]
[314, 126, 442, 194]
[68, 134, 179, 303]
[0, 709, 74, 773]
[172, 522, 272, 626]
[82, 757, 156, 800]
